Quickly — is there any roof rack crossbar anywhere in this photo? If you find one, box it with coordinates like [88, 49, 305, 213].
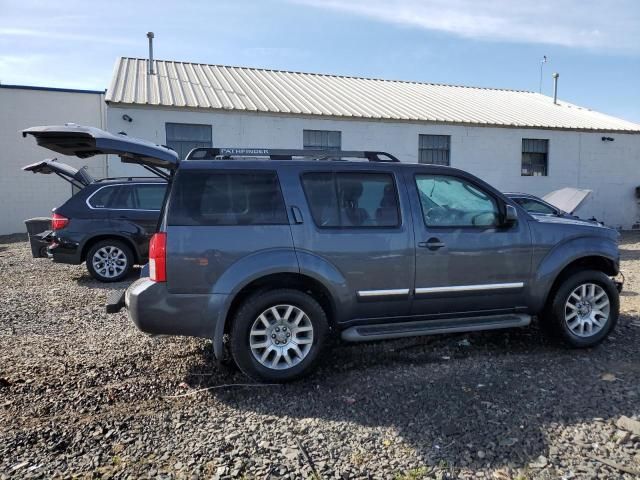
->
[185, 148, 400, 162]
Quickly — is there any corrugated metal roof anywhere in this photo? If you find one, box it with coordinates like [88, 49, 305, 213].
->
[106, 57, 640, 133]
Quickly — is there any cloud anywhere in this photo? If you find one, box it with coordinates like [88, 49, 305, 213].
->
[0, 28, 136, 46]
[292, 0, 640, 52]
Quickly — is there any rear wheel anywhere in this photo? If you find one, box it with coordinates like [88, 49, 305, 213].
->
[230, 289, 328, 382]
[86, 239, 134, 283]
[545, 270, 619, 347]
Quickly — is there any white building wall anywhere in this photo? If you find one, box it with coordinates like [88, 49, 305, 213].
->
[105, 105, 640, 229]
[0, 87, 106, 234]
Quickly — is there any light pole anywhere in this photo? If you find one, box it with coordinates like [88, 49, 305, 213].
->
[539, 55, 548, 93]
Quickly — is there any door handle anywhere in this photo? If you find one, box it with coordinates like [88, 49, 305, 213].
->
[418, 238, 446, 250]
[291, 206, 304, 224]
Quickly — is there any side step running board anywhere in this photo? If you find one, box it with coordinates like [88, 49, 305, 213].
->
[341, 314, 531, 342]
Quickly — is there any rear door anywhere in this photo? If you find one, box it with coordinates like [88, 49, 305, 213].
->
[281, 164, 414, 322]
[406, 167, 532, 317]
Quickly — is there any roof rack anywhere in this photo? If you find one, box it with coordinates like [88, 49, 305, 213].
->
[185, 148, 400, 162]
[95, 176, 167, 182]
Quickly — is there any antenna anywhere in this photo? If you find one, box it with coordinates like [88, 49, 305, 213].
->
[539, 55, 548, 93]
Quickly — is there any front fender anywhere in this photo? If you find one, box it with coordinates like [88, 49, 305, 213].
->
[529, 235, 619, 312]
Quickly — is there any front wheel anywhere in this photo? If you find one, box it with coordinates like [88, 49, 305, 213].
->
[230, 289, 328, 382]
[86, 240, 134, 283]
[545, 270, 619, 348]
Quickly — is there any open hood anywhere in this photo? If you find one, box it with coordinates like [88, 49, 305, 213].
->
[22, 158, 94, 189]
[22, 124, 179, 172]
[543, 188, 592, 214]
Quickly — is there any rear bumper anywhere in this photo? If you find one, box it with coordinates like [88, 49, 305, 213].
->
[49, 237, 82, 264]
[123, 278, 227, 339]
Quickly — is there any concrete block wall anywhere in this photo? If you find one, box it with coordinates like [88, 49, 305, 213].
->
[0, 87, 106, 234]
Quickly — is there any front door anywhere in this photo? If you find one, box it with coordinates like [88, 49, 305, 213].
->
[405, 168, 532, 317]
[282, 165, 415, 322]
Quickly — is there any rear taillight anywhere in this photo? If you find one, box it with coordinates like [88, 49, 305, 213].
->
[149, 232, 167, 282]
[51, 213, 69, 230]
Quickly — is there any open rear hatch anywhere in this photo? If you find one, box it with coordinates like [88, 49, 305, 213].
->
[22, 158, 94, 190]
[22, 124, 179, 177]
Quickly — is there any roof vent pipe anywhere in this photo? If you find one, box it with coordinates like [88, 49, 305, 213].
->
[552, 72, 559, 105]
[147, 32, 155, 75]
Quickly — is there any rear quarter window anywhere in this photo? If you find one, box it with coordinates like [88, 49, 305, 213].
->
[87, 185, 119, 209]
[168, 170, 288, 226]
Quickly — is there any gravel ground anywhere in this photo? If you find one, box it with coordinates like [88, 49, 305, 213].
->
[1, 233, 640, 479]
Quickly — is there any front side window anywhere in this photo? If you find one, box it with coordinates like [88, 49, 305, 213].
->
[512, 197, 556, 215]
[302, 172, 400, 228]
[521, 139, 549, 176]
[419, 134, 450, 166]
[168, 171, 287, 226]
[88, 185, 119, 209]
[166, 123, 212, 160]
[415, 174, 498, 227]
[303, 130, 341, 151]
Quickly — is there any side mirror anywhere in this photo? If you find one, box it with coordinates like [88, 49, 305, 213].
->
[504, 204, 518, 226]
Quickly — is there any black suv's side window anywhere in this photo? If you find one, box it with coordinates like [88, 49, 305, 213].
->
[88, 185, 119, 209]
[135, 184, 166, 210]
[513, 197, 556, 215]
[168, 171, 288, 226]
[109, 184, 166, 210]
[302, 172, 400, 228]
[415, 174, 498, 227]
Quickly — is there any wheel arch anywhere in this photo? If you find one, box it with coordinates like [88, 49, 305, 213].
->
[225, 272, 337, 333]
[81, 234, 141, 263]
[542, 255, 618, 310]
[213, 272, 337, 360]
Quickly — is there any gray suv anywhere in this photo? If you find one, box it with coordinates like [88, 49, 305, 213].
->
[24, 125, 622, 382]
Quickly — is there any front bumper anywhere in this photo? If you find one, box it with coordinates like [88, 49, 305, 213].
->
[108, 278, 228, 340]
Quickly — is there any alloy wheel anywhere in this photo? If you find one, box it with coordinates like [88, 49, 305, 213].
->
[249, 304, 314, 370]
[564, 283, 610, 338]
[92, 246, 128, 279]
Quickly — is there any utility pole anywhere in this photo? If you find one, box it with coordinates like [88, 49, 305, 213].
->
[539, 55, 548, 93]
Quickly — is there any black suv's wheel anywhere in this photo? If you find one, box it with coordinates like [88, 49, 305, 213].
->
[545, 269, 619, 348]
[230, 289, 328, 382]
[86, 239, 134, 283]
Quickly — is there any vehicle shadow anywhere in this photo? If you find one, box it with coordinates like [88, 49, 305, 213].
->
[182, 316, 640, 473]
[73, 267, 141, 290]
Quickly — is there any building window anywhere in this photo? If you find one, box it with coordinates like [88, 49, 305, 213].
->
[165, 123, 212, 160]
[419, 135, 450, 165]
[303, 130, 341, 151]
[521, 139, 549, 176]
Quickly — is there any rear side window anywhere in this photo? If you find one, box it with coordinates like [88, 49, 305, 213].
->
[135, 184, 166, 210]
[168, 171, 288, 226]
[109, 184, 166, 210]
[88, 185, 119, 209]
[301, 172, 400, 228]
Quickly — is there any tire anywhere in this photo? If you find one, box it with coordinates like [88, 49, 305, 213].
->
[545, 269, 619, 348]
[85, 239, 134, 283]
[230, 289, 329, 382]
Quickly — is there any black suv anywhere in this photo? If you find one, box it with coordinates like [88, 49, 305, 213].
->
[23, 158, 166, 282]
